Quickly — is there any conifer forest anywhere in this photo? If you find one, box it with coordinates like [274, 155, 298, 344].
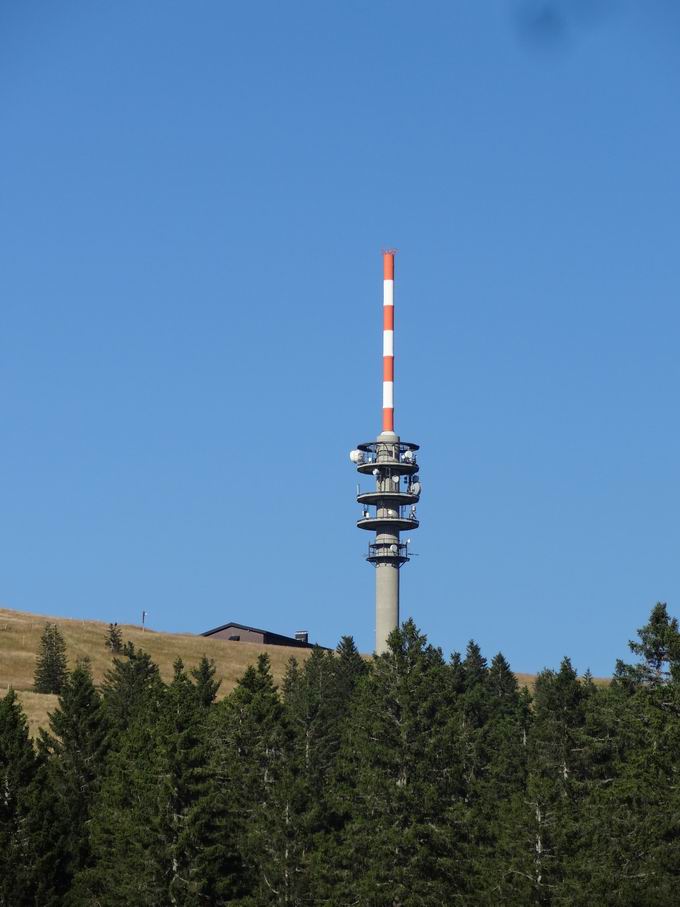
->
[2, 604, 680, 906]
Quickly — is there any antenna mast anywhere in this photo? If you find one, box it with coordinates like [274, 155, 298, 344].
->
[349, 251, 422, 653]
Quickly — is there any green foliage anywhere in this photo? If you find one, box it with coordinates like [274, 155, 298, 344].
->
[74, 706, 167, 905]
[191, 654, 221, 707]
[0, 690, 39, 907]
[207, 653, 288, 903]
[33, 622, 68, 694]
[334, 620, 462, 904]
[102, 641, 165, 732]
[38, 661, 109, 897]
[19, 761, 72, 906]
[615, 601, 680, 687]
[104, 622, 123, 654]
[5, 603, 680, 904]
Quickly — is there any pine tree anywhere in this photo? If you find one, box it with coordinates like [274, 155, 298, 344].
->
[0, 690, 39, 907]
[33, 622, 68, 694]
[190, 655, 221, 707]
[204, 653, 288, 903]
[157, 659, 214, 905]
[334, 620, 463, 904]
[271, 645, 362, 904]
[102, 641, 165, 733]
[448, 649, 466, 694]
[284, 647, 350, 797]
[37, 661, 109, 897]
[74, 705, 167, 905]
[553, 677, 630, 905]
[335, 634, 369, 696]
[464, 653, 531, 903]
[18, 760, 72, 907]
[15, 604, 680, 904]
[463, 639, 488, 689]
[615, 601, 680, 688]
[459, 639, 490, 791]
[509, 658, 592, 904]
[104, 622, 123, 654]
[579, 605, 680, 903]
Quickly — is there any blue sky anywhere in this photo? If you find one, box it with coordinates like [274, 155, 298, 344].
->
[2, 1, 680, 674]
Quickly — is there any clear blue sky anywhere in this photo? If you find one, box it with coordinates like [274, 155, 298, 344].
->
[2, 1, 680, 675]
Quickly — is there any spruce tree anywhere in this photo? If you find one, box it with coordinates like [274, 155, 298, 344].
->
[104, 622, 123, 654]
[0, 690, 39, 907]
[584, 605, 680, 903]
[204, 653, 288, 903]
[159, 659, 215, 905]
[102, 641, 165, 733]
[465, 653, 531, 903]
[190, 655, 221, 707]
[459, 639, 490, 790]
[13, 603, 680, 904]
[79, 658, 215, 906]
[33, 622, 68, 694]
[38, 661, 109, 897]
[335, 620, 462, 904]
[510, 658, 592, 904]
[273, 645, 361, 904]
[615, 601, 680, 688]
[18, 760, 72, 906]
[335, 634, 369, 695]
[74, 703, 167, 905]
[300, 637, 371, 900]
[448, 649, 466, 694]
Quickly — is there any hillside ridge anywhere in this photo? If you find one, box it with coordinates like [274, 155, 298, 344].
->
[0, 606, 313, 735]
[0, 606, 587, 735]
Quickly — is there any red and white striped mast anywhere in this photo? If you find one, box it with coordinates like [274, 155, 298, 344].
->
[350, 251, 422, 654]
[382, 250, 396, 436]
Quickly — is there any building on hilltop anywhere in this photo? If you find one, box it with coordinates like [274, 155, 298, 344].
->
[201, 621, 326, 649]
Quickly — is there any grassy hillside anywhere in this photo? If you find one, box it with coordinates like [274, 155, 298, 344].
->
[0, 606, 599, 736]
[0, 606, 313, 735]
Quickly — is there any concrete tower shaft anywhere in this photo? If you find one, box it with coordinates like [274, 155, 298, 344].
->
[350, 252, 422, 654]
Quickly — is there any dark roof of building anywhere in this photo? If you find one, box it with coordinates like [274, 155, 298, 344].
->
[201, 621, 325, 649]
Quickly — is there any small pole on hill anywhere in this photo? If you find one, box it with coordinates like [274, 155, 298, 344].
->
[142, 610, 148, 632]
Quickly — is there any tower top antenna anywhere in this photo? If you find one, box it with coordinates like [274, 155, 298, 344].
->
[350, 251, 422, 654]
[382, 251, 395, 433]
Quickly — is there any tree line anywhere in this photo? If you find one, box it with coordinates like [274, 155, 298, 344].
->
[2, 604, 680, 905]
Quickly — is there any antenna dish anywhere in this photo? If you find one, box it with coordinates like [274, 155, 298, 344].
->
[349, 449, 364, 464]
[372, 468, 380, 477]
[389, 544, 398, 554]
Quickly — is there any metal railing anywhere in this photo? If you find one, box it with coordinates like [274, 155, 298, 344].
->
[367, 541, 410, 562]
[357, 477, 420, 496]
[358, 505, 418, 520]
[356, 441, 419, 467]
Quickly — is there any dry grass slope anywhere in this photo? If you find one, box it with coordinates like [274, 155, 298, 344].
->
[0, 606, 313, 734]
[0, 606, 606, 736]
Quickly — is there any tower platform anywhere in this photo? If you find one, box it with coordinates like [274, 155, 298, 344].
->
[356, 515, 419, 532]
